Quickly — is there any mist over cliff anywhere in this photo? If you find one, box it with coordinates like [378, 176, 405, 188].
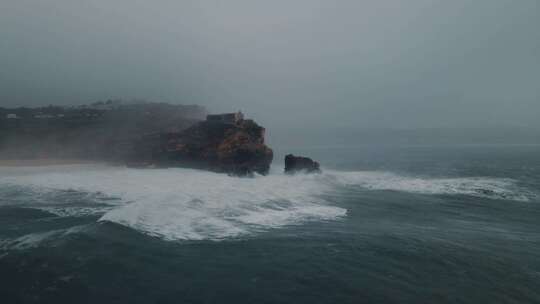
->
[1, 0, 539, 139]
[0, 102, 207, 159]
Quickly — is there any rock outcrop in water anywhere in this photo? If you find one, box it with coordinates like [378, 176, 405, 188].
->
[284, 154, 321, 174]
[147, 114, 273, 176]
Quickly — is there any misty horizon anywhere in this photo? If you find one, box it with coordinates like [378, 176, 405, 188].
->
[1, 0, 539, 132]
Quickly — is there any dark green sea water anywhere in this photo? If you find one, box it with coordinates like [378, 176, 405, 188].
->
[1, 145, 539, 303]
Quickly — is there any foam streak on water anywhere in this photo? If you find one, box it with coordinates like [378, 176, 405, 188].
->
[0, 165, 346, 240]
[0, 165, 532, 240]
[328, 171, 532, 202]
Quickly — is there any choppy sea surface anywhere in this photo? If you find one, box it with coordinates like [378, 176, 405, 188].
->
[1, 144, 539, 303]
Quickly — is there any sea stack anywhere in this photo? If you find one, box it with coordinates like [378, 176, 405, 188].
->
[284, 154, 321, 174]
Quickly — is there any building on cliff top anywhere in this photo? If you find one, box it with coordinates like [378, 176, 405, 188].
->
[206, 111, 244, 124]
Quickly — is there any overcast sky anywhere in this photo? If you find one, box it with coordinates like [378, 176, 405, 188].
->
[1, 0, 538, 130]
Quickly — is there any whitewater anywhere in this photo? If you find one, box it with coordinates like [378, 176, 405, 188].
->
[0, 164, 534, 241]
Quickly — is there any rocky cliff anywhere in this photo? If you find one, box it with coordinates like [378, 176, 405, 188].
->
[150, 119, 273, 176]
[0, 103, 273, 176]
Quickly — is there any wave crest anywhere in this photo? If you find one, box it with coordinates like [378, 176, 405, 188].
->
[0, 165, 533, 241]
[328, 171, 532, 201]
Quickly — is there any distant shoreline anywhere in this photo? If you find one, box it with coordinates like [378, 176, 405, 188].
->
[0, 159, 105, 167]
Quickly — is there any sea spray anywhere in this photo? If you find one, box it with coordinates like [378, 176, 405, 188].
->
[0, 164, 534, 241]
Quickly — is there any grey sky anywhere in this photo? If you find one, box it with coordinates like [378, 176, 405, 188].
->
[1, 0, 539, 130]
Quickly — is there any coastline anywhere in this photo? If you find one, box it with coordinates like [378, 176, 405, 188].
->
[0, 159, 105, 167]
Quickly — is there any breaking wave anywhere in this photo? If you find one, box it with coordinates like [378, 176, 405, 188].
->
[0, 164, 534, 240]
[327, 171, 533, 202]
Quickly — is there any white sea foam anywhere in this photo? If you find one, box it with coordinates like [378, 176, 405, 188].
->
[327, 171, 532, 201]
[0, 165, 346, 240]
[0, 225, 88, 250]
[0, 165, 532, 241]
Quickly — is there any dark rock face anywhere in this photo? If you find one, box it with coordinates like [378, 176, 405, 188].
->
[284, 154, 321, 174]
[153, 119, 273, 176]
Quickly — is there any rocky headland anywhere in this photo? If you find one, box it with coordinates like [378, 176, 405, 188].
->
[1, 102, 326, 176]
[136, 113, 273, 176]
[0, 102, 273, 176]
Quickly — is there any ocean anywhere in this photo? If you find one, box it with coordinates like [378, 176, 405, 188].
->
[1, 144, 539, 303]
